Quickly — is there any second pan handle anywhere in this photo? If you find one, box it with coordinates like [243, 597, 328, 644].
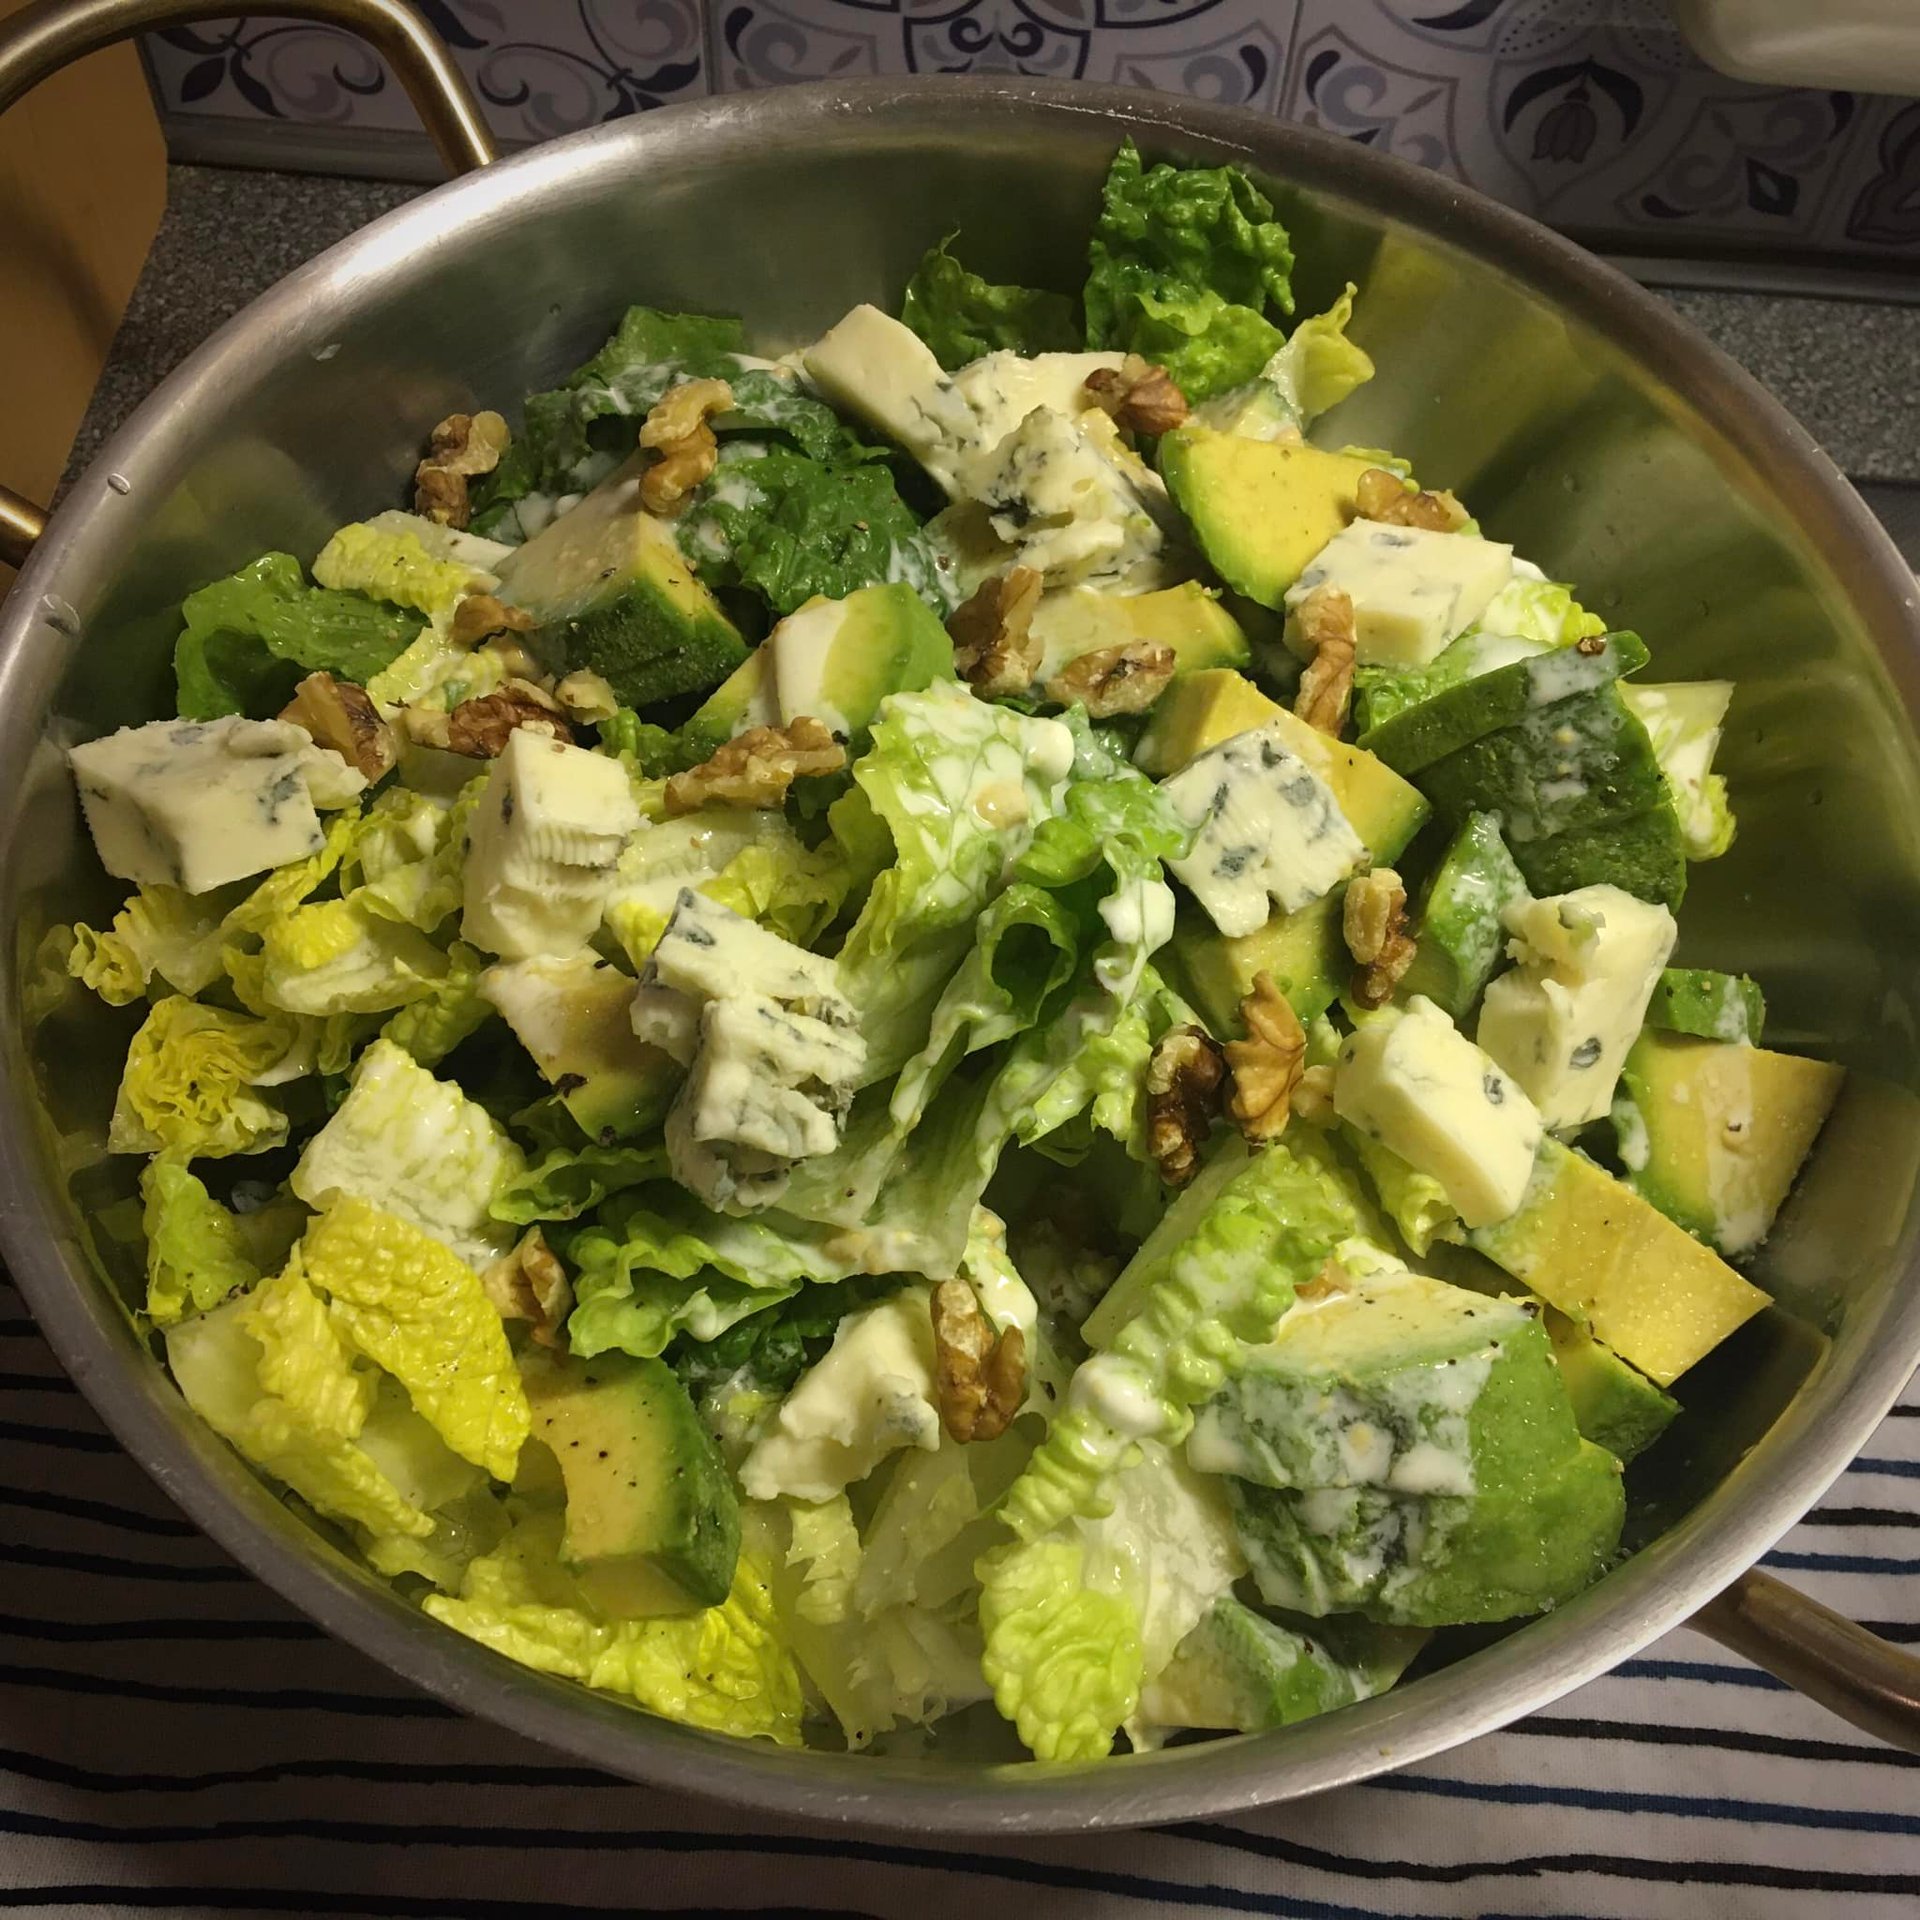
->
[0, 0, 497, 570]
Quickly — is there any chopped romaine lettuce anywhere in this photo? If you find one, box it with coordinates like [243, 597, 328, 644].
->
[110, 998, 305, 1158]
[140, 1158, 278, 1326]
[1084, 141, 1295, 402]
[900, 236, 1080, 369]
[425, 1507, 804, 1746]
[174, 553, 422, 721]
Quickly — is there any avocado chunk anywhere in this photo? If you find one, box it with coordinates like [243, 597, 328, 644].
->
[1359, 631, 1648, 777]
[1159, 429, 1379, 609]
[1229, 1436, 1623, 1626]
[1645, 967, 1765, 1045]
[1399, 812, 1529, 1021]
[1543, 1308, 1677, 1463]
[678, 647, 774, 765]
[1031, 582, 1249, 687]
[480, 954, 679, 1143]
[1415, 678, 1686, 910]
[1191, 1266, 1579, 1501]
[765, 583, 951, 748]
[1138, 1596, 1426, 1735]
[1469, 1138, 1768, 1386]
[1613, 1030, 1844, 1258]
[522, 1350, 739, 1616]
[1147, 670, 1428, 1031]
[497, 454, 747, 708]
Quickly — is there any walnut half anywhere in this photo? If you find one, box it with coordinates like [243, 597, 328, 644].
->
[1145, 1024, 1226, 1188]
[1045, 640, 1177, 718]
[1344, 866, 1417, 1010]
[482, 1227, 573, 1349]
[444, 682, 573, 758]
[279, 671, 398, 783]
[1084, 354, 1190, 436]
[930, 1278, 1026, 1443]
[663, 715, 846, 816]
[639, 377, 733, 516]
[1225, 971, 1306, 1143]
[1293, 584, 1356, 737]
[449, 593, 537, 651]
[1355, 466, 1469, 533]
[414, 410, 510, 529]
[948, 565, 1043, 698]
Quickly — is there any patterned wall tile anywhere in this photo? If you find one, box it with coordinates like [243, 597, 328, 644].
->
[138, 0, 1918, 260]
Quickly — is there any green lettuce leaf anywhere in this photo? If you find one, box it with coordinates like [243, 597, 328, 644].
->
[491, 1142, 670, 1226]
[900, 236, 1080, 369]
[166, 1265, 432, 1540]
[63, 884, 232, 1006]
[109, 998, 306, 1157]
[1260, 283, 1373, 427]
[424, 1506, 804, 1745]
[300, 1193, 529, 1482]
[291, 1038, 526, 1270]
[257, 898, 451, 1018]
[566, 1188, 858, 1362]
[378, 942, 495, 1067]
[337, 783, 482, 935]
[174, 553, 422, 721]
[141, 1158, 275, 1326]
[679, 442, 951, 617]
[1083, 141, 1295, 402]
[311, 522, 489, 618]
[1622, 682, 1736, 861]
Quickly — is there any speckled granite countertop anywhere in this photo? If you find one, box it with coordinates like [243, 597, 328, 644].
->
[63, 164, 1920, 509]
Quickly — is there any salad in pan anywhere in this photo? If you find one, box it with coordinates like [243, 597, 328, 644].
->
[48, 144, 1846, 1762]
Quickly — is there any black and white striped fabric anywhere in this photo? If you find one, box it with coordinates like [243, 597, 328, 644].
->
[0, 1257, 1913, 1919]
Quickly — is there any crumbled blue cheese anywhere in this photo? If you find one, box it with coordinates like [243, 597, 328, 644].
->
[68, 716, 366, 895]
[950, 349, 1124, 455]
[1287, 521, 1514, 668]
[1160, 719, 1366, 937]
[739, 1287, 940, 1503]
[632, 889, 864, 1212]
[460, 728, 641, 960]
[1333, 995, 1543, 1229]
[1477, 885, 1677, 1131]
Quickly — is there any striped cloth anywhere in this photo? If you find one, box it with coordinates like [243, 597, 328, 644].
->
[0, 1259, 1913, 1919]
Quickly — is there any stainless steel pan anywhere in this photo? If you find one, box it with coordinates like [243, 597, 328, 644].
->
[1, 0, 1916, 1832]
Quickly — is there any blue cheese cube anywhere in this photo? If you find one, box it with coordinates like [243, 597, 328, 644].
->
[1333, 996, 1543, 1229]
[739, 1287, 940, 1503]
[460, 729, 641, 960]
[68, 716, 366, 895]
[1287, 521, 1514, 669]
[633, 890, 863, 1212]
[951, 349, 1124, 454]
[1161, 720, 1367, 937]
[1477, 885, 1677, 1131]
[802, 305, 978, 492]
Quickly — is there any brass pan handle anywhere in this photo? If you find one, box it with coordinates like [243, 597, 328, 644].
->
[0, 0, 497, 570]
[1694, 1567, 1920, 1753]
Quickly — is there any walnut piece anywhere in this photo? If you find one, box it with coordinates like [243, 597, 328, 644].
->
[481, 1228, 573, 1349]
[1355, 465, 1469, 533]
[948, 565, 1044, 697]
[1293, 584, 1357, 737]
[1084, 354, 1190, 436]
[1226, 971, 1307, 1142]
[1045, 640, 1177, 718]
[639, 376, 733, 516]
[444, 683, 572, 758]
[930, 1278, 1026, 1444]
[663, 715, 846, 816]
[279, 671, 398, 783]
[1344, 866, 1417, 1010]
[414, 410, 510, 529]
[1145, 1024, 1226, 1188]
[449, 592, 537, 650]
